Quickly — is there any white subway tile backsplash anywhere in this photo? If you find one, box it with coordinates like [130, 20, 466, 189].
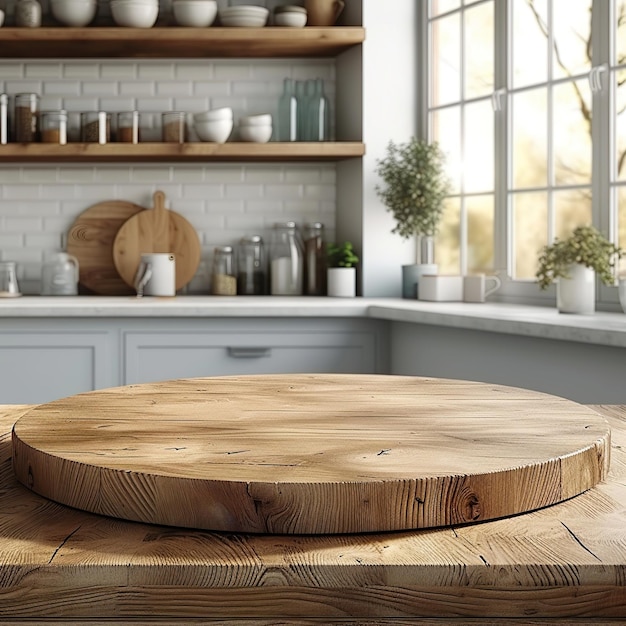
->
[25, 64, 63, 79]
[101, 64, 137, 80]
[81, 81, 119, 97]
[63, 64, 100, 79]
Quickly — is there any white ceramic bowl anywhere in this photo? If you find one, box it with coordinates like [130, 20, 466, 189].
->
[273, 7, 306, 27]
[193, 107, 233, 122]
[219, 5, 268, 27]
[110, 0, 159, 27]
[173, 0, 217, 26]
[50, 0, 97, 26]
[239, 123, 272, 143]
[239, 113, 272, 126]
[194, 118, 233, 143]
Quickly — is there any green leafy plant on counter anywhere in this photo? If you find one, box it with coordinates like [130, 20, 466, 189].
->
[327, 241, 359, 268]
[374, 137, 451, 240]
[536, 225, 622, 290]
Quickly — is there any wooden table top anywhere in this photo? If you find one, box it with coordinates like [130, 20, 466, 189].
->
[11, 374, 610, 534]
[1, 401, 626, 622]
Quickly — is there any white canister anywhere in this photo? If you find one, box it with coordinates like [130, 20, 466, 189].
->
[133, 253, 176, 297]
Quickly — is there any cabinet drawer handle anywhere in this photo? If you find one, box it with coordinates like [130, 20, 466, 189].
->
[227, 347, 272, 359]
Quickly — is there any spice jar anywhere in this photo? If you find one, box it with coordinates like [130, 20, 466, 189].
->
[211, 246, 237, 296]
[237, 235, 266, 295]
[40, 110, 67, 144]
[268, 221, 304, 295]
[81, 112, 111, 144]
[15, 0, 42, 27]
[14, 93, 39, 143]
[303, 222, 326, 295]
[0, 94, 8, 145]
[162, 111, 186, 143]
[116, 111, 140, 143]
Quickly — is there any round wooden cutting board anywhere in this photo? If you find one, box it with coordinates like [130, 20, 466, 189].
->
[11, 374, 610, 535]
[112, 190, 201, 292]
[66, 200, 144, 295]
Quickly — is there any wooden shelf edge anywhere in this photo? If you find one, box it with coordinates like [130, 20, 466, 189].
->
[0, 27, 365, 58]
[0, 142, 366, 162]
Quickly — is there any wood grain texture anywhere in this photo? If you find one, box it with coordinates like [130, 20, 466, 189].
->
[112, 190, 201, 291]
[1, 400, 625, 620]
[11, 374, 610, 535]
[66, 199, 144, 295]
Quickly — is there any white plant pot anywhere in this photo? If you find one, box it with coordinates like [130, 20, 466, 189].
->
[556, 263, 595, 314]
[327, 267, 356, 297]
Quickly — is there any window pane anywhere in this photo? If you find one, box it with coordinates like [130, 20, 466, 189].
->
[464, 100, 494, 193]
[465, 2, 494, 99]
[553, 79, 592, 185]
[467, 194, 494, 273]
[431, 106, 462, 194]
[431, 14, 461, 107]
[436, 197, 461, 274]
[431, 0, 461, 17]
[617, 1, 626, 65]
[513, 192, 548, 280]
[512, 0, 548, 89]
[554, 188, 592, 240]
[618, 186, 626, 274]
[616, 68, 626, 182]
[552, 0, 592, 81]
[511, 88, 548, 189]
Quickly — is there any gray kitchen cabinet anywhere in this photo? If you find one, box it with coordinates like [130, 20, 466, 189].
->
[123, 318, 388, 385]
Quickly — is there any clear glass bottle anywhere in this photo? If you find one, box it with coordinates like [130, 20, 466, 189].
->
[295, 80, 307, 142]
[237, 235, 267, 295]
[211, 245, 237, 296]
[40, 110, 68, 144]
[308, 78, 329, 141]
[303, 222, 326, 296]
[15, 0, 42, 27]
[14, 93, 39, 142]
[268, 221, 304, 296]
[277, 78, 298, 142]
[0, 94, 8, 145]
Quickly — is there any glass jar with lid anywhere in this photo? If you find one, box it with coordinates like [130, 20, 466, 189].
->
[81, 111, 111, 144]
[268, 221, 304, 296]
[0, 94, 8, 145]
[14, 93, 39, 142]
[237, 235, 266, 295]
[117, 111, 140, 143]
[303, 222, 326, 295]
[40, 110, 68, 144]
[211, 245, 237, 296]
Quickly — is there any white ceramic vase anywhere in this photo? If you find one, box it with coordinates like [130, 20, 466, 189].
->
[327, 267, 356, 297]
[556, 263, 595, 314]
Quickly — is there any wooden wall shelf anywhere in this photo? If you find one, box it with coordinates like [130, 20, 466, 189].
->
[0, 27, 365, 58]
[0, 142, 365, 163]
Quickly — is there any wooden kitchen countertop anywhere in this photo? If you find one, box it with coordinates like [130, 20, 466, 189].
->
[1, 402, 626, 623]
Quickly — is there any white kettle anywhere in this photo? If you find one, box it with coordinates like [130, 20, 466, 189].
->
[41, 252, 79, 296]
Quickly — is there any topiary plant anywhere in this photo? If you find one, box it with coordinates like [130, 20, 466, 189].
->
[327, 241, 359, 268]
[374, 137, 451, 240]
[536, 225, 622, 290]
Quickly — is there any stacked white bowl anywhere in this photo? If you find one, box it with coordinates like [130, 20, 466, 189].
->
[172, 0, 217, 26]
[238, 113, 272, 143]
[51, 0, 98, 26]
[110, 0, 159, 27]
[218, 4, 269, 27]
[273, 4, 307, 27]
[194, 107, 233, 143]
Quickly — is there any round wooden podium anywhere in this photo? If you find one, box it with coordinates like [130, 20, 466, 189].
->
[11, 374, 610, 534]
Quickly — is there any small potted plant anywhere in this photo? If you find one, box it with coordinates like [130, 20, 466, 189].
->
[374, 137, 451, 298]
[326, 241, 359, 297]
[536, 225, 622, 314]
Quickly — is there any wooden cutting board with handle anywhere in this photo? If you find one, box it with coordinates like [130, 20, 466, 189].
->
[66, 200, 145, 296]
[112, 190, 201, 292]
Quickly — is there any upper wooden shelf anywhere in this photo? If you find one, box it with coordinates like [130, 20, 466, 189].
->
[0, 26, 365, 59]
[0, 142, 365, 163]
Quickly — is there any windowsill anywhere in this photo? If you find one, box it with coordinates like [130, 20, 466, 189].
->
[1, 296, 626, 349]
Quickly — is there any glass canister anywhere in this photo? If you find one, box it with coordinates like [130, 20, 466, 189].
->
[41, 252, 79, 295]
[0, 94, 8, 145]
[303, 222, 326, 296]
[15, 0, 42, 27]
[211, 245, 237, 296]
[268, 221, 304, 296]
[237, 235, 266, 295]
[40, 110, 68, 144]
[14, 93, 39, 142]
[117, 110, 140, 143]
[162, 111, 186, 143]
[0, 261, 20, 297]
[81, 111, 111, 144]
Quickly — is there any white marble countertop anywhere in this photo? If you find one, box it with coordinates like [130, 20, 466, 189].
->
[1, 295, 626, 348]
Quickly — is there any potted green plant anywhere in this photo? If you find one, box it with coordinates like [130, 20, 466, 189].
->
[326, 241, 359, 297]
[536, 225, 622, 314]
[374, 137, 451, 298]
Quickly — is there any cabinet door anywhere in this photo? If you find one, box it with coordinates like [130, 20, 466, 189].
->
[123, 330, 378, 385]
[0, 331, 113, 404]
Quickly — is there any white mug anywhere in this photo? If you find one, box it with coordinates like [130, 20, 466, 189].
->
[463, 273, 501, 303]
[134, 253, 176, 297]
